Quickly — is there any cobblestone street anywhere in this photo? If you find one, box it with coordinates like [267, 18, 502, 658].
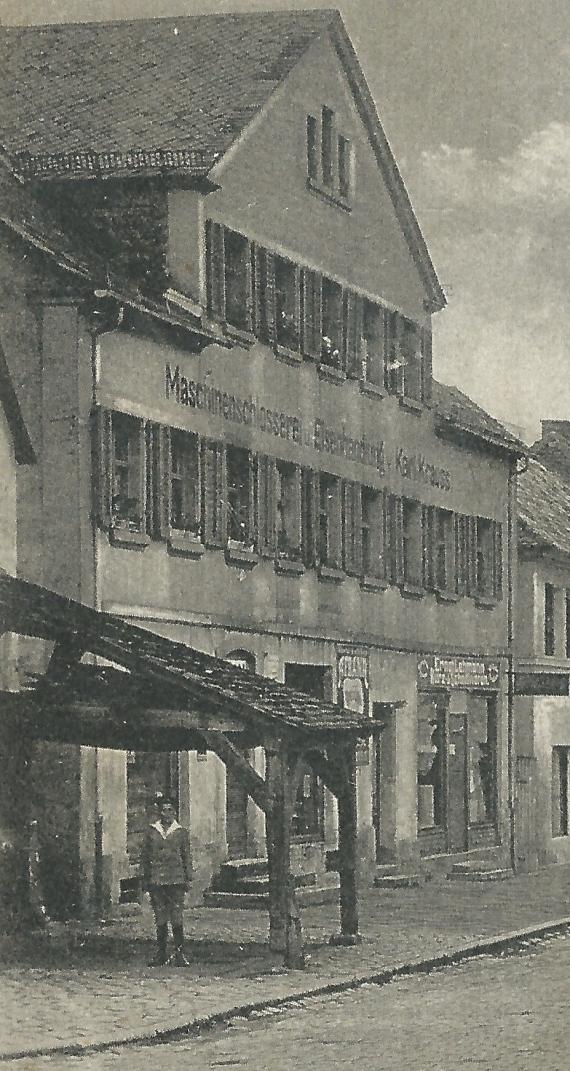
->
[14, 932, 570, 1071]
[2, 866, 570, 1061]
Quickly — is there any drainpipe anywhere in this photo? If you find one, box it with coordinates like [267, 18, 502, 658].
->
[507, 452, 529, 871]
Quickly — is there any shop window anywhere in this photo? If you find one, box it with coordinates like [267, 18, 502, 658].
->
[321, 105, 334, 186]
[545, 582, 556, 656]
[361, 487, 385, 579]
[552, 747, 569, 837]
[111, 412, 144, 531]
[226, 446, 254, 545]
[362, 300, 387, 387]
[306, 114, 318, 182]
[468, 698, 496, 825]
[417, 698, 446, 829]
[275, 256, 300, 351]
[170, 429, 200, 534]
[321, 278, 343, 367]
[318, 474, 342, 568]
[402, 498, 422, 586]
[276, 461, 302, 559]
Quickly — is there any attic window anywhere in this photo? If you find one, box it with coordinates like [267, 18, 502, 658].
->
[306, 107, 354, 207]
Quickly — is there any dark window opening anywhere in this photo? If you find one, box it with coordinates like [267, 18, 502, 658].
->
[361, 487, 383, 577]
[321, 106, 334, 186]
[275, 256, 300, 351]
[476, 518, 494, 598]
[276, 462, 301, 557]
[338, 134, 351, 199]
[284, 663, 326, 838]
[111, 412, 143, 530]
[321, 277, 343, 366]
[545, 582, 556, 656]
[226, 446, 252, 544]
[318, 474, 341, 567]
[401, 318, 422, 401]
[307, 114, 318, 182]
[170, 430, 200, 533]
[435, 509, 452, 591]
[402, 498, 422, 585]
[418, 698, 446, 829]
[224, 230, 250, 330]
[552, 747, 569, 837]
[385, 312, 404, 395]
[362, 300, 386, 386]
[468, 697, 497, 825]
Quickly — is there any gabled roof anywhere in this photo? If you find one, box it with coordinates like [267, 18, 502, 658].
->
[0, 340, 35, 465]
[432, 381, 525, 457]
[0, 9, 445, 310]
[517, 457, 570, 560]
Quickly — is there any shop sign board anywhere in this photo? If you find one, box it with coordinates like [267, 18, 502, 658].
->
[417, 654, 500, 689]
[337, 647, 370, 765]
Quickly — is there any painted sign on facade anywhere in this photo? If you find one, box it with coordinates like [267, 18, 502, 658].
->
[337, 647, 370, 764]
[417, 654, 500, 689]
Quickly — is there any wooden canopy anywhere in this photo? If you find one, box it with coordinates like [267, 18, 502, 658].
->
[0, 569, 391, 966]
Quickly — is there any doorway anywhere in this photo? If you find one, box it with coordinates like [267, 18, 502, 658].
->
[224, 650, 256, 859]
[284, 664, 328, 838]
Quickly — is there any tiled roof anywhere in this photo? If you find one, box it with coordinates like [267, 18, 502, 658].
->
[529, 429, 570, 483]
[0, 569, 373, 738]
[517, 458, 570, 558]
[432, 381, 525, 455]
[0, 11, 334, 178]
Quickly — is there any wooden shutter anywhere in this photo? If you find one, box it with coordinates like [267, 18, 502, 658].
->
[454, 513, 464, 595]
[92, 407, 112, 529]
[156, 426, 171, 539]
[370, 491, 386, 579]
[302, 269, 322, 359]
[327, 478, 342, 569]
[385, 493, 404, 584]
[301, 469, 319, 566]
[344, 292, 363, 378]
[205, 219, 225, 320]
[343, 481, 362, 575]
[467, 515, 478, 596]
[244, 238, 254, 333]
[202, 440, 226, 547]
[493, 521, 503, 599]
[256, 455, 277, 556]
[421, 328, 433, 404]
[246, 452, 256, 545]
[422, 505, 436, 590]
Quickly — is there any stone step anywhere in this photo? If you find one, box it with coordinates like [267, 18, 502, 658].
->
[219, 857, 268, 879]
[373, 873, 424, 889]
[448, 861, 512, 882]
[203, 881, 340, 910]
[235, 872, 317, 894]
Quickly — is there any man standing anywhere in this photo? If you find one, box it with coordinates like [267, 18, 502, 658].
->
[141, 795, 192, 967]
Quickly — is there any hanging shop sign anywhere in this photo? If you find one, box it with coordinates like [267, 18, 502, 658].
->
[417, 654, 501, 689]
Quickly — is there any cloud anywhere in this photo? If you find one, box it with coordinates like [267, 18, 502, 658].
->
[408, 124, 570, 441]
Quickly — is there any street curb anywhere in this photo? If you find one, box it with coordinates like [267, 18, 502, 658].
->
[3, 915, 570, 1062]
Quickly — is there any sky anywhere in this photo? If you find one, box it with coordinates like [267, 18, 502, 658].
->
[2, 0, 569, 442]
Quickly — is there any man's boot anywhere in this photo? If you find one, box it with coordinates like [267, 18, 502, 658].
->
[172, 924, 190, 967]
[148, 923, 168, 966]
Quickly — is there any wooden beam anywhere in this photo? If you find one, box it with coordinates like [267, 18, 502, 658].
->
[265, 748, 305, 969]
[45, 636, 86, 682]
[199, 730, 269, 814]
[334, 741, 361, 944]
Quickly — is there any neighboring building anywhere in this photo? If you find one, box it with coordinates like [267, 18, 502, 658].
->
[0, 11, 522, 912]
[514, 438, 570, 869]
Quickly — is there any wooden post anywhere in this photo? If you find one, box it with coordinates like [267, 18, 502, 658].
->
[265, 747, 305, 968]
[332, 739, 361, 945]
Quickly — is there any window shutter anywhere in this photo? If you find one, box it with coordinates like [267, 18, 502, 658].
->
[247, 451, 256, 546]
[493, 521, 503, 599]
[422, 505, 436, 590]
[344, 292, 363, 378]
[467, 515, 478, 596]
[342, 481, 362, 575]
[205, 219, 225, 320]
[244, 239, 254, 333]
[135, 420, 147, 531]
[370, 491, 385, 579]
[92, 407, 112, 529]
[421, 328, 433, 404]
[202, 440, 226, 547]
[302, 269, 322, 359]
[265, 250, 276, 346]
[301, 469, 319, 566]
[156, 425, 171, 539]
[385, 493, 404, 584]
[328, 479, 342, 569]
[256, 455, 277, 556]
[454, 513, 464, 595]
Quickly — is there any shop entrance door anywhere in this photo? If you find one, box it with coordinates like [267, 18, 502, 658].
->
[447, 711, 468, 851]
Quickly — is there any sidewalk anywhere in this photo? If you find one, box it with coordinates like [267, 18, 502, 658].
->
[2, 864, 570, 1061]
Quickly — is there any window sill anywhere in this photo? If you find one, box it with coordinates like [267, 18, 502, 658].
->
[275, 557, 305, 576]
[306, 177, 352, 213]
[223, 324, 256, 347]
[400, 582, 425, 600]
[274, 344, 302, 366]
[435, 589, 461, 604]
[225, 543, 259, 569]
[360, 575, 388, 593]
[318, 564, 345, 583]
[359, 380, 385, 400]
[109, 526, 149, 550]
[317, 363, 346, 383]
[474, 595, 499, 610]
[168, 531, 205, 558]
[399, 395, 423, 415]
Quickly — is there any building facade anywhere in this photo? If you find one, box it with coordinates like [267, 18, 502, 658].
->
[0, 12, 520, 911]
[515, 443, 570, 870]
